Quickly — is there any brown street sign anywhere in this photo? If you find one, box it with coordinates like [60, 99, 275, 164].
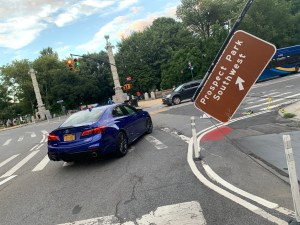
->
[194, 30, 276, 122]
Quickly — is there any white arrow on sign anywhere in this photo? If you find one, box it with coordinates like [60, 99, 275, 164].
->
[235, 76, 245, 91]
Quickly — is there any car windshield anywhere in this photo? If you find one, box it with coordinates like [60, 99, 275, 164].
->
[174, 84, 183, 92]
[60, 107, 106, 127]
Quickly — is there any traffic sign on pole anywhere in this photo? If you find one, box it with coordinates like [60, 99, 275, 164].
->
[194, 30, 276, 123]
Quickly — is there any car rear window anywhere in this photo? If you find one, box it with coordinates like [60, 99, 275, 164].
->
[60, 107, 106, 127]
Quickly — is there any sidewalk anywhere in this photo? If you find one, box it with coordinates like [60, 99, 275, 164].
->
[137, 98, 163, 108]
[279, 101, 300, 121]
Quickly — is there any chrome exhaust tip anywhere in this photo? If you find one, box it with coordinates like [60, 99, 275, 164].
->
[91, 152, 98, 158]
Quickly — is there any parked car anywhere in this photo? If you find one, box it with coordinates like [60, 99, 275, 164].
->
[48, 104, 153, 162]
[162, 80, 202, 106]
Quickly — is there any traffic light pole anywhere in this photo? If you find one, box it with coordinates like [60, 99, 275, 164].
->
[70, 54, 116, 67]
[192, 0, 254, 101]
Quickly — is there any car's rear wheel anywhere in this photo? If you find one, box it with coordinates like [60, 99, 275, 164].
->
[172, 96, 181, 105]
[115, 132, 128, 157]
[146, 117, 153, 134]
[296, 65, 300, 73]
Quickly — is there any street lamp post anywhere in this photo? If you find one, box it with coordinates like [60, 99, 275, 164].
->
[104, 35, 127, 103]
[188, 61, 194, 80]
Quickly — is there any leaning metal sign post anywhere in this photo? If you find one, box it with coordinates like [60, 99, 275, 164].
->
[194, 30, 276, 123]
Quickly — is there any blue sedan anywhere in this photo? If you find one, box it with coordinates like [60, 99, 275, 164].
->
[48, 103, 153, 162]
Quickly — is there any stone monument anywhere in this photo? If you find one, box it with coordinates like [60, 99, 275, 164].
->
[28, 63, 51, 120]
[105, 35, 127, 103]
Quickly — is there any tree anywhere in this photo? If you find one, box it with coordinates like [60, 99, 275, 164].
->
[176, 0, 243, 38]
[240, 0, 300, 48]
[116, 17, 198, 91]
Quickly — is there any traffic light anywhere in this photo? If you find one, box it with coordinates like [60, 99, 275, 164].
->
[122, 84, 132, 91]
[67, 59, 74, 71]
[74, 58, 80, 71]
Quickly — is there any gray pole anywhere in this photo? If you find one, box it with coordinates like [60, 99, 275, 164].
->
[105, 35, 127, 103]
[282, 135, 300, 223]
[28, 63, 51, 120]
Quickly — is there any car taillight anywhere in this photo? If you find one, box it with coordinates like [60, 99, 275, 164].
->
[81, 129, 93, 136]
[48, 135, 59, 141]
[81, 126, 106, 137]
[93, 126, 106, 134]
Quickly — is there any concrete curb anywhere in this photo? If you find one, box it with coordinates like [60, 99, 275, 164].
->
[0, 124, 28, 132]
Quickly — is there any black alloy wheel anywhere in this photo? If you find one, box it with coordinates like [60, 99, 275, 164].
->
[115, 132, 128, 157]
[146, 117, 153, 134]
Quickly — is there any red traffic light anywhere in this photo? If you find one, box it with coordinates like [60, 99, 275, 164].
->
[67, 59, 74, 71]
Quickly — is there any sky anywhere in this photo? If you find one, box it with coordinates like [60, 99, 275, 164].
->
[0, 0, 181, 67]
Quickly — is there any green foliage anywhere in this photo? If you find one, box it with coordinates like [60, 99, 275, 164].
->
[283, 113, 296, 118]
[177, 0, 243, 38]
[239, 0, 300, 47]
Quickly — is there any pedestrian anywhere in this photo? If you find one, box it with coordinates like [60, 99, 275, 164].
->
[137, 91, 141, 101]
[108, 97, 114, 105]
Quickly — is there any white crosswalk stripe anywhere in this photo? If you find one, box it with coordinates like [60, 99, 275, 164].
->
[145, 135, 168, 149]
[32, 155, 50, 172]
[1, 150, 40, 178]
[57, 201, 206, 225]
[244, 92, 300, 111]
[0, 154, 19, 168]
[3, 138, 12, 146]
[0, 130, 50, 147]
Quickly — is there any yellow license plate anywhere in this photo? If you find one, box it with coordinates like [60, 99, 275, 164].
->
[64, 134, 75, 141]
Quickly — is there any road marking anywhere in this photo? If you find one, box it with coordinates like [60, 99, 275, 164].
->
[252, 92, 291, 103]
[32, 155, 50, 171]
[202, 162, 278, 209]
[36, 143, 44, 150]
[0, 175, 17, 186]
[3, 139, 12, 146]
[30, 144, 39, 151]
[187, 139, 288, 225]
[40, 135, 45, 143]
[145, 135, 167, 149]
[57, 201, 206, 225]
[18, 136, 24, 142]
[244, 93, 300, 109]
[41, 130, 48, 135]
[0, 154, 19, 168]
[161, 128, 190, 143]
[261, 99, 299, 111]
[1, 150, 40, 178]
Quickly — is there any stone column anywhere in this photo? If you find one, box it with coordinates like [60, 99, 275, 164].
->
[105, 35, 127, 103]
[29, 63, 51, 120]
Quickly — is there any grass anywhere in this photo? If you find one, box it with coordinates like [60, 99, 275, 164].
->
[283, 113, 296, 118]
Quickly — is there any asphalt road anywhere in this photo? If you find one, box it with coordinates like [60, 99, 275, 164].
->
[0, 74, 300, 225]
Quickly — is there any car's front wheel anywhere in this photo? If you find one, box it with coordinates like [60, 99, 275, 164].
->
[145, 117, 153, 134]
[172, 96, 181, 105]
[115, 132, 128, 157]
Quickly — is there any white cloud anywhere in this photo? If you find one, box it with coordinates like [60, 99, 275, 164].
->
[130, 6, 144, 14]
[0, 16, 47, 49]
[54, 0, 115, 27]
[76, 15, 130, 52]
[76, 2, 179, 54]
[0, 0, 136, 50]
